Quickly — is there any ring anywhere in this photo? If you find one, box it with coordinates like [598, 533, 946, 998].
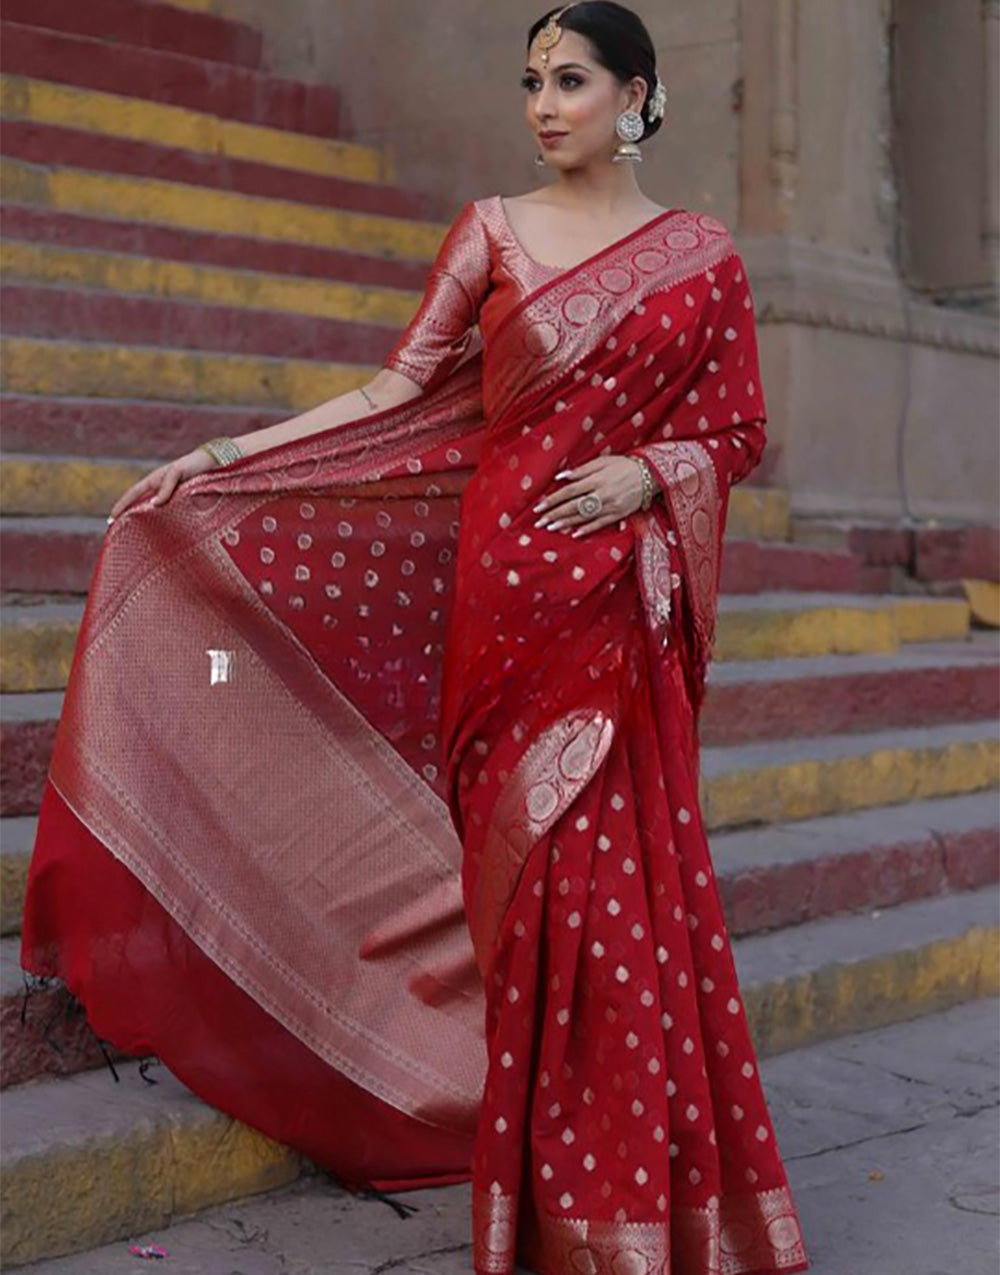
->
[576, 493, 602, 517]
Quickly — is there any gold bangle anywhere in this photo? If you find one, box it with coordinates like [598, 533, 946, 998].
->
[197, 437, 244, 467]
[629, 455, 655, 511]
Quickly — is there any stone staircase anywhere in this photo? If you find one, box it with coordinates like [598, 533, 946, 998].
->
[1, 0, 998, 1267]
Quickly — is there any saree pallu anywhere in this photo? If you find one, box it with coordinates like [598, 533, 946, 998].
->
[20, 210, 811, 1274]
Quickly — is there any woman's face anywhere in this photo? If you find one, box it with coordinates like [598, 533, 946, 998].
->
[522, 28, 646, 170]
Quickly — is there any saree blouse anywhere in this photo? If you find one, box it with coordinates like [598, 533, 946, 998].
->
[384, 196, 566, 391]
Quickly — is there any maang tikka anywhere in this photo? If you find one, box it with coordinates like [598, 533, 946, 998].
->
[535, 4, 577, 67]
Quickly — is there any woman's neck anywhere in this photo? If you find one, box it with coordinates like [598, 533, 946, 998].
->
[546, 162, 656, 217]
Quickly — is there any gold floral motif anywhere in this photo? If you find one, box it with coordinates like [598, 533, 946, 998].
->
[475, 1181, 810, 1274]
[637, 440, 721, 657]
[467, 708, 614, 976]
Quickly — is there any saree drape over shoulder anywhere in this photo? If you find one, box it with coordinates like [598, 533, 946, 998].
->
[22, 196, 811, 1275]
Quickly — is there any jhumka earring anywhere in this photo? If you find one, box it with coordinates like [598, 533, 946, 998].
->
[613, 108, 645, 163]
[534, 153, 547, 167]
[612, 74, 668, 164]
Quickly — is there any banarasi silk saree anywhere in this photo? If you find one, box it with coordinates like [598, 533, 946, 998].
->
[21, 196, 811, 1275]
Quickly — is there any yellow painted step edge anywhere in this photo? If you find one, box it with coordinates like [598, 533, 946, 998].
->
[0, 338, 374, 412]
[702, 737, 1000, 831]
[0, 74, 391, 185]
[0, 240, 422, 328]
[0, 159, 447, 263]
[744, 925, 1000, 1057]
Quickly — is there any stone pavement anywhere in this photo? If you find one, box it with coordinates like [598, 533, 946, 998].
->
[16, 996, 999, 1275]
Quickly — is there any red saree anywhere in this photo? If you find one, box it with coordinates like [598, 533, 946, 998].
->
[21, 197, 811, 1274]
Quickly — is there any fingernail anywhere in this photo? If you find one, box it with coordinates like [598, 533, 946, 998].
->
[106, 515, 115, 525]
[533, 502, 545, 513]
[555, 470, 572, 479]
[548, 520, 562, 531]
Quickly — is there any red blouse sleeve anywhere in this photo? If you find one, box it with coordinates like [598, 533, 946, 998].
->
[383, 200, 492, 391]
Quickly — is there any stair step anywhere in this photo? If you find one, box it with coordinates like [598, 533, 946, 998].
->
[701, 719, 998, 830]
[0, 75, 390, 189]
[1, 239, 422, 328]
[1, 208, 435, 293]
[792, 516, 999, 584]
[0, 338, 372, 412]
[710, 790, 999, 934]
[1, 0, 264, 68]
[1, 394, 285, 459]
[1, 689, 64, 817]
[1, 455, 180, 518]
[0, 592, 976, 692]
[0, 283, 404, 364]
[1, 883, 995, 1266]
[1, 935, 128, 1088]
[735, 882, 999, 1053]
[0, 1056, 308, 1268]
[719, 538, 888, 595]
[1, 158, 447, 263]
[0, 816, 36, 935]
[702, 636, 1000, 743]
[0, 19, 341, 138]
[1, 121, 448, 229]
[714, 590, 971, 660]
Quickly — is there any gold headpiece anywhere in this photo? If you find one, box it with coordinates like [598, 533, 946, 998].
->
[535, 5, 576, 67]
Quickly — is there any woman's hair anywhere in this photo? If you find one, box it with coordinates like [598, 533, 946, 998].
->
[527, 3, 663, 141]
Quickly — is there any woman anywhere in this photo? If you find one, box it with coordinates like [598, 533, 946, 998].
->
[21, 4, 811, 1272]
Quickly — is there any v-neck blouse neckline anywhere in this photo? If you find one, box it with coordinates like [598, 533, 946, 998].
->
[491, 194, 677, 278]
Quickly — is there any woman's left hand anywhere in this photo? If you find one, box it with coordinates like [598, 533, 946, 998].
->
[533, 455, 648, 538]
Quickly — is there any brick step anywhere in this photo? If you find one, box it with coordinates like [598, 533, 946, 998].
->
[0, 592, 973, 692]
[0, 517, 889, 599]
[701, 635, 999, 743]
[0, 284, 403, 364]
[1, 158, 447, 264]
[0, 20, 341, 138]
[1, 0, 263, 68]
[1, 935, 134, 1089]
[5, 642, 995, 819]
[0, 395, 283, 460]
[2, 884, 996, 1266]
[712, 790, 998, 934]
[0, 208, 435, 293]
[0, 119, 441, 223]
[0, 816, 35, 934]
[1, 240, 422, 329]
[791, 516, 999, 584]
[1, 338, 370, 412]
[701, 719, 998, 831]
[719, 538, 888, 595]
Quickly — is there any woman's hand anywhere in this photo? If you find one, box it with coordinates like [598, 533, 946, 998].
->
[532, 455, 647, 538]
[107, 447, 218, 522]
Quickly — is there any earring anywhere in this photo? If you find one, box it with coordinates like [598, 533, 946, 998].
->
[613, 107, 644, 164]
[534, 153, 547, 167]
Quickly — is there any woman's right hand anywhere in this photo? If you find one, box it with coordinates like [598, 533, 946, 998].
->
[108, 448, 220, 522]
